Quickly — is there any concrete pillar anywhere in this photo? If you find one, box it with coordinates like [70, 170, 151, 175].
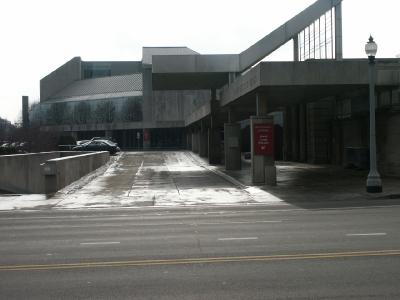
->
[251, 116, 275, 185]
[335, 2, 343, 59]
[208, 127, 221, 165]
[291, 105, 300, 161]
[299, 104, 307, 162]
[228, 107, 236, 123]
[251, 92, 276, 185]
[283, 108, 292, 161]
[71, 131, 78, 141]
[224, 123, 241, 170]
[143, 129, 151, 149]
[105, 130, 112, 139]
[256, 93, 268, 116]
[186, 131, 192, 150]
[199, 121, 208, 158]
[207, 97, 222, 164]
[228, 72, 236, 85]
[293, 36, 299, 62]
[192, 131, 199, 153]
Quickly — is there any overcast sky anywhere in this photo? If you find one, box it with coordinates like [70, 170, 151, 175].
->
[1, 0, 399, 122]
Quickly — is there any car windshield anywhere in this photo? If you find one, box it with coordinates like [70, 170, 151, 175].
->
[97, 140, 113, 146]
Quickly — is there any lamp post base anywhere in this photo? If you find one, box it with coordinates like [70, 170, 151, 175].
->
[366, 185, 383, 193]
[366, 171, 382, 193]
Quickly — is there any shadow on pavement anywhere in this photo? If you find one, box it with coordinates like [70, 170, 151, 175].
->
[223, 159, 400, 210]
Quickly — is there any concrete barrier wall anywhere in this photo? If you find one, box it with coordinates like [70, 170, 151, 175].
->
[0, 151, 109, 194]
[0, 152, 60, 193]
[43, 151, 110, 194]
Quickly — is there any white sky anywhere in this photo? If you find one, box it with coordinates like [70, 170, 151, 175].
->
[1, 0, 399, 122]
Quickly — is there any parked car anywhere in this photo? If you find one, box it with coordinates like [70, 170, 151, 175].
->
[90, 137, 117, 145]
[76, 140, 90, 145]
[72, 140, 120, 155]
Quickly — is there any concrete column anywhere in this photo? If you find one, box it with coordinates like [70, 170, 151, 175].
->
[208, 127, 221, 165]
[293, 36, 299, 62]
[122, 130, 127, 149]
[291, 105, 300, 161]
[228, 107, 236, 123]
[252, 93, 276, 185]
[143, 129, 151, 149]
[186, 131, 192, 150]
[192, 131, 199, 153]
[335, 2, 343, 59]
[228, 72, 237, 85]
[224, 123, 241, 170]
[256, 93, 268, 116]
[71, 132, 78, 141]
[105, 130, 113, 139]
[207, 97, 222, 164]
[299, 104, 307, 162]
[283, 107, 292, 161]
[199, 121, 208, 157]
[251, 116, 275, 185]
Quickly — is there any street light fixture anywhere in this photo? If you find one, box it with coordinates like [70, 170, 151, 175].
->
[365, 36, 382, 193]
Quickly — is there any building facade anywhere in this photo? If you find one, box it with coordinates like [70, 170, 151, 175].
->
[36, 0, 400, 178]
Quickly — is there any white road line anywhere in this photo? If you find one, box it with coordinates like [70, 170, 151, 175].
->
[135, 161, 144, 176]
[194, 221, 282, 225]
[218, 237, 259, 241]
[80, 241, 121, 245]
[346, 233, 387, 236]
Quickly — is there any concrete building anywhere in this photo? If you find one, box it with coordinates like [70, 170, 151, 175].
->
[38, 0, 400, 178]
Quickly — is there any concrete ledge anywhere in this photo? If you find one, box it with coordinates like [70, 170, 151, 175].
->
[42, 151, 110, 194]
[0, 151, 109, 194]
[0, 152, 59, 194]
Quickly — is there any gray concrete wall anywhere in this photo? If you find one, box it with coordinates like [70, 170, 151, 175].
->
[0, 151, 109, 194]
[152, 54, 239, 73]
[40, 57, 82, 102]
[153, 90, 210, 125]
[0, 152, 60, 194]
[43, 151, 110, 194]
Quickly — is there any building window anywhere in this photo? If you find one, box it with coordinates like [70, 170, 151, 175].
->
[83, 63, 111, 79]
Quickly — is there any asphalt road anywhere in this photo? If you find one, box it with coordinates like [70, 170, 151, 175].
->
[0, 204, 399, 299]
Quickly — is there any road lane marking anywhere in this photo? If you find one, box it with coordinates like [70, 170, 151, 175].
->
[218, 237, 259, 241]
[1, 250, 400, 272]
[2, 203, 400, 220]
[135, 161, 144, 176]
[1, 220, 282, 230]
[346, 233, 387, 236]
[80, 242, 121, 245]
[194, 221, 282, 225]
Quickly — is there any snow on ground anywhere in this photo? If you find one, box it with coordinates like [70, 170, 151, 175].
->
[0, 151, 285, 210]
[51, 151, 284, 209]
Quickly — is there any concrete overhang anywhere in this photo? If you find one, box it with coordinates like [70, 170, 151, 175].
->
[221, 59, 400, 109]
[152, 54, 239, 90]
[151, 0, 344, 91]
[152, 54, 239, 73]
[152, 72, 231, 90]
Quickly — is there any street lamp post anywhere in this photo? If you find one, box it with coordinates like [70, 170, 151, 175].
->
[365, 36, 382, 193]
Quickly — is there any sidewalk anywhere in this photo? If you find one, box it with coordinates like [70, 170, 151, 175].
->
[1, 151, 399, 211]
[189, 153, 400, 208]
